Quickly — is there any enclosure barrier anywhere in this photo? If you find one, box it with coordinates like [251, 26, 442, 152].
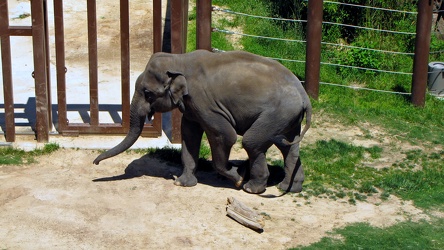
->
[0, 0, 439, 143]
[1, 0, 189, 143]
[208, 0, 436, 107]
[1, 0, 50, 142]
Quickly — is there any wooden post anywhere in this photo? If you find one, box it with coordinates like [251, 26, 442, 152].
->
[305, 0, 323, 100]
[171, 0, 187, 54]
[120, 0, 131, 131]
[87, 0, 99, 127]
[43, 0, 52, 131]
[31, 0, 50, 142]
[153, 0, 162, 53]
[170, 0, 189, 143]
[411, 0, 433, 107]
[196, 0, 212, 50]
[0, 0, 16, 142]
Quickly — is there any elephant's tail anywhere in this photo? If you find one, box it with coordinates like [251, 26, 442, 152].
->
[280, 100, 312, 146]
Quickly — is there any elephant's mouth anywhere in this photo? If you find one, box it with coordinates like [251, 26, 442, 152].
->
[148, 109, 155, 121]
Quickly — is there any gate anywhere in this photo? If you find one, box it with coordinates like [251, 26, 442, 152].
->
[1, 0, 191, 143]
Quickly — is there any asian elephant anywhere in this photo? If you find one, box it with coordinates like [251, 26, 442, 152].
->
[93, 50, 312, 194]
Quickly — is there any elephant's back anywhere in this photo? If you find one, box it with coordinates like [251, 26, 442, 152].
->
[191, 50, 304, 109]
[198, 51, 300, 92]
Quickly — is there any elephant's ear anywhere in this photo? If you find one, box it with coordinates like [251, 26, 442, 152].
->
[166, 71, 188, 112]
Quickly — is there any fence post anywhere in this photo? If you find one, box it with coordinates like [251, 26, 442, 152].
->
[305, 0, 323, 100]
[170, 0, 189, 143]
[153, 0, 162, 53]
[171, 0, 188, 54]
[31, 0, 50, 142]
[0, 0, 16, 142]
[411, 0, 433, 107]
[196, 0, 212, 50]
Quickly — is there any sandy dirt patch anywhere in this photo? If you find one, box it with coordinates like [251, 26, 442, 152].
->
[0, 123, 431, 249]
[0, 1, 434, 249]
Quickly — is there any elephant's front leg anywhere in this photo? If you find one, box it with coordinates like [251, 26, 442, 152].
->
[174, 118, 204, 187]
[206, 126, 243, 187]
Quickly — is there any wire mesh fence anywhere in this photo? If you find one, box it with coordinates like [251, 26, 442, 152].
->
[211, 1, 444, 97]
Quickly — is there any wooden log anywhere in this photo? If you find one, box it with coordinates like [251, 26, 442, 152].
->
[226, 197, 265, 231]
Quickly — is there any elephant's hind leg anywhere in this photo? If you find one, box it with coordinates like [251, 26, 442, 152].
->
[275, 132, 305, 193]
[242, 125, 273, 194]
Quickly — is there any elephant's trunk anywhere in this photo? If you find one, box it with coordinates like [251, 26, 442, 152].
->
[93, 105, 146, 165]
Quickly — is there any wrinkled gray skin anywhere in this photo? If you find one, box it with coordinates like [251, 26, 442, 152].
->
[94, 50, 312, 194]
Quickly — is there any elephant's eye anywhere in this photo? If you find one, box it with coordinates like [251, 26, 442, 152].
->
[144, 90, 155, 103]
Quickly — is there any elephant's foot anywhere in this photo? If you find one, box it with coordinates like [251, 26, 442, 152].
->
[277, 180, 303, 193]
[243, 181, 266, 194]
[219, 167, 245, 189]
[234, 166, 246, 188]
[174, 174, 198, 187]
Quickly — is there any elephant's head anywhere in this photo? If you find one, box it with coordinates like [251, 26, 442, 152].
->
[93, 53, 188, 165]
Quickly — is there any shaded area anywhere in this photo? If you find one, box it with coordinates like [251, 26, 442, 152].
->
[0, 97, 126, 132]
[93, 154, 286, 190]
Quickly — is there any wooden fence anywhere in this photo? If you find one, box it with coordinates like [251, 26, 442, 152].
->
[0, 0, 435, 143]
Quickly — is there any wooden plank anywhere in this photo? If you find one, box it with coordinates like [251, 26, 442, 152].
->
[8, 26, 32, 36]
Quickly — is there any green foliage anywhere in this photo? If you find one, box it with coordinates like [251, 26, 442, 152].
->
[301, 140, 382, 199]
[314, 85, 444, 146]
[301, 139, 443, 209]
[137, 141, 212, 166]
[189, 2, 444, 247]
[213, 0, 444, 94]
[213, 0, 307, 77]
[292, 219, 444, 250]
[34, 143, 60, 155]
[198, 142, 211, 159]
[0, 147, 29, 165]
[0, 143, 60, 165]
[337, 40, 382, 75]
[380, 150, 444, 209]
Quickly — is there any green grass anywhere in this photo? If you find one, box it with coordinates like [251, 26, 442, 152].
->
[187, 1, 444, 248]
[298, 139, 444, 210]
[133, 140, 212, 167]
[292, 219, 444, 250]
[210, 0, 444, 148]
[0, 143, 60, 165]
[380, 149, 444, 209]
[315, 85, 444, 146]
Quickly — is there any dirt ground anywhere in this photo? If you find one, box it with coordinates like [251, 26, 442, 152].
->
[0, 1, 440, 249]
[0, 120, 434, 249]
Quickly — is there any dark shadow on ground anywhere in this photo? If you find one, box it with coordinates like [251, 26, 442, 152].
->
[0, 97, 125, 133]
[92, 155, 286, 190]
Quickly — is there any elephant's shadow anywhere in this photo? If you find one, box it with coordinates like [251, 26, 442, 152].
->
[93, 154, 286, 190]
